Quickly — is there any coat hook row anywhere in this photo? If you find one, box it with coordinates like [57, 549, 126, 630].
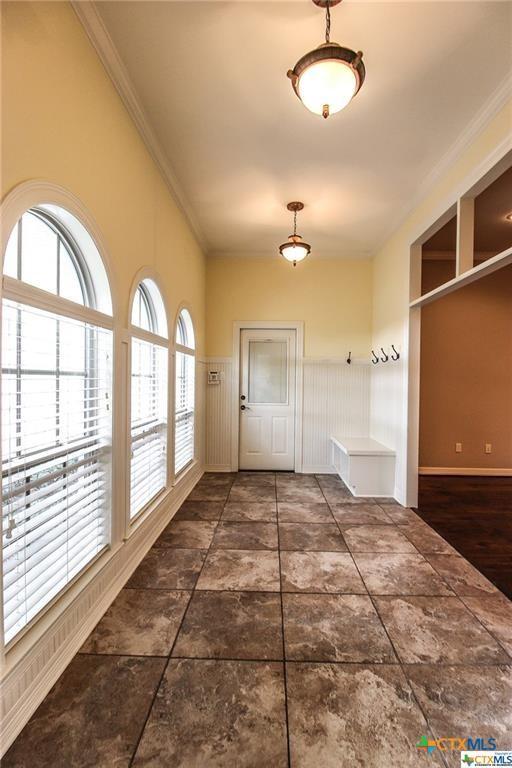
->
[368, 345, 400, 364]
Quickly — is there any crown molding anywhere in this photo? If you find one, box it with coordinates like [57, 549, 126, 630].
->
[71, 0, 207, 252]
[375, 72, 512, 254]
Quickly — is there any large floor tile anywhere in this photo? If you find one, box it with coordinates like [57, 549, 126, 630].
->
[286, 663, 444, 767]
[398, 522, 458, 554]
[173, 590, 283, 660]
[406, 665, 512, 768]
[228, 485, 276, 502]
[426, 554, 498, 596]
[461, 592, 512, 657]
[281, 551, 365, 593]
[211, 521, 278, 550]
[126, 548, 206, 590]
[154, 520, 217, 549]
[188, 485, 230, 502]
[196, 549, 280, 591]
[277, 502, 333, 523]
[354, 553, 453, 595]
[232, 472, 276, 487]
[374, 596, 510, 664]
[222, 501, 277, 522]
[277, 486, 325, 503]
[81, 589, 190, 656]
[282, 593, 396, 662]
[173, 500, 224, 521]
[321, 487, 365, 504]
[330, 503, 393, 526]
[343, 525, 418, 553]
[2, 655, 165, 768]
[276, 473, 319, 488]
[382, 505, 423, 525]
[131, 659, 288, 767]
[279, 522, 347, 551]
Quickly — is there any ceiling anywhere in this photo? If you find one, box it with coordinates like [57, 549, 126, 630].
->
[93, 1, 512, 259]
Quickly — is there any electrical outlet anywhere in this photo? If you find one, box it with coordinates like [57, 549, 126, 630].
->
[455, 442, 462, 453]
[485, 443, 492, 454]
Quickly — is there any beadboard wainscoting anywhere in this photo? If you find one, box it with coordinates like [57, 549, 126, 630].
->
[205, 357, 371, 474]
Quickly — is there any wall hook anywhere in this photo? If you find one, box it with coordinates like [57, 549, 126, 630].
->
[380, 347, 389, 362]
[346, 351, 352, 365]
[371, 350, 379, 364]
[391, 344, 400, 361]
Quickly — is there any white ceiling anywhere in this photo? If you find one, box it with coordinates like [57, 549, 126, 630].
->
[94, 1, 512, 258]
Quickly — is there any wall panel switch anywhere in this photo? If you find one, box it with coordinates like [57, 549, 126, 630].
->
[485, 443, 492, 454]
[455, 442, 462, 453]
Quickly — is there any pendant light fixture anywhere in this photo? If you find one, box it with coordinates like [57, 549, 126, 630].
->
[279, 202, 311, 266]
[287, 0, 365, 119]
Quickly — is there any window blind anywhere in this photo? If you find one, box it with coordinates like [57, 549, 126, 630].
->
[130, 337, 168, 518]
[175, 350, 195, 474]
[1, 300, 112, 645]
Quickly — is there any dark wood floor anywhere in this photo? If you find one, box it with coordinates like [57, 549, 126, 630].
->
[416, 475, 512, 599]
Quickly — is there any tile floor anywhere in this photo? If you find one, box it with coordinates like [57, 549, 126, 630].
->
[4, 472, 512, 768]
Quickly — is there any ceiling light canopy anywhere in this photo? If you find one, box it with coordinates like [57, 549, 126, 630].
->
[279, 202, 311, 266]
[287, 0, 365, 119]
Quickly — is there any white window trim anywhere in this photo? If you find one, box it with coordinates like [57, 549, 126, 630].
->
[0, 188, 116, 652]
[127, 275, 171, 533]
[174, 305, 196, 479]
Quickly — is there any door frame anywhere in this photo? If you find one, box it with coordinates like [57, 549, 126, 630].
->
[231, 321, 304, 472]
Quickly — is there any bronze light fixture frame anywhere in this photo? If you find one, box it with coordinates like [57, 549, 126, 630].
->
[287, 0, 365, 119]
[279, 202, 311, 267]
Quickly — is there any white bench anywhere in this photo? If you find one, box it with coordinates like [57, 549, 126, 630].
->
[330, 436, 396, 498]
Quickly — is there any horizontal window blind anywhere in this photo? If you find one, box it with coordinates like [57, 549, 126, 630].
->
[175, 350, 195, 474]
[1, 300, 112, 644]
[130, 337, 168, 518]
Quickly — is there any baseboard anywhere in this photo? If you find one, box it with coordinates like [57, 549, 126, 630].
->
[419, 466, 512, 477]
[204, 464, 232, 473]
[301, 465, 336, 475]
[1, 464, 203, 757]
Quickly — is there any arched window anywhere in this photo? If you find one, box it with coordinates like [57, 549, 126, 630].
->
[130, 279, 168, 518]
[1, 206, 112, 646]
[175, 308, 195, 474]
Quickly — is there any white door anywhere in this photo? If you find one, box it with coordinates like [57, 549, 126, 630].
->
[239, 329, 296, 470]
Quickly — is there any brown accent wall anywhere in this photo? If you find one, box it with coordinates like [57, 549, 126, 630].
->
[419, 263, 512, 469]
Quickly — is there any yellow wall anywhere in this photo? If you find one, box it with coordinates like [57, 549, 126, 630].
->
[206, 257, 373, 358]
[1, 1, 205, 349]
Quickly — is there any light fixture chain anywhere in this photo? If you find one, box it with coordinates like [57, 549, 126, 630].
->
[293, 208, 297, 236]
[325, 0, 331, 43]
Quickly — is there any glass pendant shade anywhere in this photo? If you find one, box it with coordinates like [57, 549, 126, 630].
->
[297, 53, 358, 117]
[279, 235, 311, 265]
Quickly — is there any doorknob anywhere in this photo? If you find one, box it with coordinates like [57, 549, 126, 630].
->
[240, 405, 251, 411]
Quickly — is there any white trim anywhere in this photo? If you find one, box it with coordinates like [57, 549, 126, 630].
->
[410, 246, 512, 309]
[70, 1, 206, 252]
[2, 276, 114, 330]
[419, 467, 512, 477]
[302, 464, 336, 475]
[230, 321, 304, 473]
[127, 267, 172, 340]
[405, 141, 512, 507]
[1, 180, 118, 315]
[205, 464, 232, 473]
[377, 75, 512, 252]
[1, 463, 202, 756]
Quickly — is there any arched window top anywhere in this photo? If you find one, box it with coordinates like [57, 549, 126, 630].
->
[131, 278, 168, 338]
[176, 308, 195, 350]
[3, 205, 112, 315]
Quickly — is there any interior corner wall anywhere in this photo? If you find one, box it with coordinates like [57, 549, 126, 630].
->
[205, 256, 373, 472]
[369, 97, 512, 505]
[419, 264, 512, 470]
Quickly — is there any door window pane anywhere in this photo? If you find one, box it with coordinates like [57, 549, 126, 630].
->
[248, 340, 287, 404]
